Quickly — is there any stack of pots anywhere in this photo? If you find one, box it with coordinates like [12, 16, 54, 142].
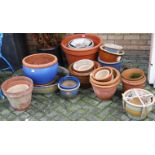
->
[121, 68, 146, 92]
[90, 67, 121, 100]
[69, 59, 100, 87]
[61, 34, 102, 65]
[98, 43, 124, 71]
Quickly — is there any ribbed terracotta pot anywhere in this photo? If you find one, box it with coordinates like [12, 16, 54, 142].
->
[122, 76, 146, 92]
[61, 34, 102, 65]
[1, 76, 33, 111]
[69, 61, 100, 87]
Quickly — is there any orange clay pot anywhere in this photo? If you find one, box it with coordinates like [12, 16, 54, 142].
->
[69, 61, 100, 87]
[99, 45, 124, 63]
[90, 67, 121, 86]
[61, 34, 102, 65]
[90, 78, 120, 100]
[121, 76, 146, 92]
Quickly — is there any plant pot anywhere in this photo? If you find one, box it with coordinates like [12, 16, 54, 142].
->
[1, 76, 33, 111]
[90, 67, 120, 86]
[61, 34, 102, 65]
[58, 76, 80, 98]
[22, 53, 58, 85]
[90, 78, 120, 100]
[104, 43, 123, 53]
[99, 45, 124, 63]
[121, 76, 146, 92]
[122, 88, 155, 120]
[69, 61, 100, 87]
[98, 56, 122, 71]
[91, 67, 113, 82]
[121, 68, 145, 81]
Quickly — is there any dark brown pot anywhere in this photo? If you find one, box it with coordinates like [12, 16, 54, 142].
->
[69, 61, 100, 87]
[61, 34, 102, 65]
[122, 76, 146, 92]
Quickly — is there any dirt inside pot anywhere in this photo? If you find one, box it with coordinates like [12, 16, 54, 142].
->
[129, 97, 142, 105]
[7, 84, 29, 93]
[130, 73, 142, 79]
[62, 80, 77, 87]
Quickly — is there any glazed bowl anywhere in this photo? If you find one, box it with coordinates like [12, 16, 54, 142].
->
[22, 53, 58, 85]
[104, 43, 123, 53]
[98, 56, 122, 71]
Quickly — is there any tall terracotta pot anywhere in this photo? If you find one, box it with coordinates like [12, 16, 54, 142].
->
[61, 34, 102, 65]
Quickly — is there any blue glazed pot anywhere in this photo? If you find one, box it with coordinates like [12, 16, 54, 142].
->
[98, 57, 122, 71]
[58, 76, 80, 98]
[22, 53, 58, 85]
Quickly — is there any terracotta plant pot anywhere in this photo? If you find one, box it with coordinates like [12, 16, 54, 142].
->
[99, 45, 124, 63]
[122, 88, 155, 120]
[91, 67, 113, 82]
[22, 53, 58, 85]
[61, 34, 102, 65]
[90, 78, 120, 100]
[121, 68, 145, 81]
[69, 61, 100, 87]
[1, 76, 33, 111]
[122, 76, 146, 92]
[90, 67, 120, 86]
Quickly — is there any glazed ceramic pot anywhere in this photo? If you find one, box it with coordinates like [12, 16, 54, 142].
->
[122, 88, 155, 120]
[58, 76, 80, 98]
[121, 68, 145, 81]
[33, 66, 69, 94]
[1, 76, 33, 111]
[90, 78, 120, 100]
[61, 34, 102, 65]
[90, 67, 120, 86]
[69, 61, 100, 87]
[121, 76, 146, 92]
[22, 53, 58, 85]
[98, 56, 122, 71]
[104, 43, 123, 53]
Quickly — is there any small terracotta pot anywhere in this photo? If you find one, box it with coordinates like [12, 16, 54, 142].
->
[99, 45, 124, 63]
[69, 61, 100, 87]
[61, 34, 102, 65]
[121, 68, 145, 81]
[122, 76, 146, 92]
[1, 76, 33, 111]
[90, 67, 120, 86]
[91, 67, 113, 82]
[90, 78, 120, 100]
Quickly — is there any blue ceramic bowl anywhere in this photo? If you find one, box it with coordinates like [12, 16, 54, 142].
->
[98, 57, 122, 71]
[58, 76, 80, 98]
[22, 53, 58, 85]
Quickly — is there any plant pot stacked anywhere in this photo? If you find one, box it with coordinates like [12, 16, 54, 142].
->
[90, 67, 121, 100]
[1, 76, 33, 111]
[22, 53, 59, 85]
[69, 59, 101, 87]
[121, 68, 146, 92]
[61, 34, 102, 65]
[122, 88, 155, 120]
[98, 43, 124, 71]
[58, 76, 80, 98]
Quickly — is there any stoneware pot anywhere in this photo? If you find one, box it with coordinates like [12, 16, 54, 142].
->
[90, 67, 120, 86]
[1, 76, 33, 111]
[122, 88, 155, 120]
[104, 43, 123, 53]
[61, 34, 102, 65]
[90, 78, 120, 100]
[22, 53, 58, 85]
[69, 61, 100, 87]
[91, 67, 113, 82]
[98, 56, 122, 71]
[99, 45, 124, 63]
[58, 76, 80, 98]
[121, 76, 146, 92]
[121, 68, 145, 81]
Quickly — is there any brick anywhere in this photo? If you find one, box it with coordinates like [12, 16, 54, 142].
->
[124, 34, 140, 40]
[131, 40, 148, 45]
[108, 34, 123, 40]
[140, 34, 151, 40]
[114, 40, 131, 45]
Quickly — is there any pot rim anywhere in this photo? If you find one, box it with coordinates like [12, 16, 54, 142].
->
[57, 82, 80, 91]
[22, 53, 58, 68]
[98, 57, 122, 64]
[61, 34, 102, 52]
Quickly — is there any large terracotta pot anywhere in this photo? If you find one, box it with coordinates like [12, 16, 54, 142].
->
[69, 61, 100, 87]
[61, 34, 102, 65]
